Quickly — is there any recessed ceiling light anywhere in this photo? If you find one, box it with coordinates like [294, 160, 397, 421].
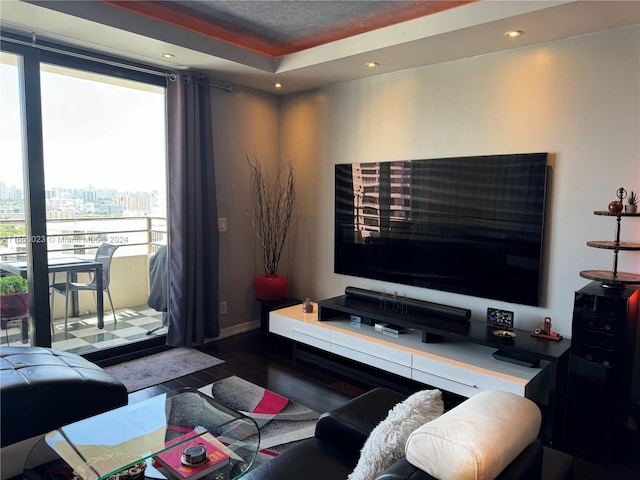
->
[162, 53, 175, 59]
[504, 30, 523, 39]
[274, 82, 282, 89]
[365, 62, 379, 68]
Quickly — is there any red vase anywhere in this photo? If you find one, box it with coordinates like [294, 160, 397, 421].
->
[254, 274, 288, 301]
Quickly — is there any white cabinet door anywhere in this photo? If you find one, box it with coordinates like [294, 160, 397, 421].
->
[411, 353, 531, 398]
[270, 311, 331, 351]
[331, 330, 412, 379]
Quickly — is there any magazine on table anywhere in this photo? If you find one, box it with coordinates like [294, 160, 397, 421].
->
[153, 430, 230, 479]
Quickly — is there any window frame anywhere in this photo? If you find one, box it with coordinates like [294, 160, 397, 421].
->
[1, 33, 169, 349]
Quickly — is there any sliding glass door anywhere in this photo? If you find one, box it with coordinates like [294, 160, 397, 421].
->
[0, 51, 33, 347]
[40, 63, 168, 353]
[1, 39, 170, 356]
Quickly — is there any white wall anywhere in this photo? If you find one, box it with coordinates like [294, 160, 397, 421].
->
[280, 26, 640, 336]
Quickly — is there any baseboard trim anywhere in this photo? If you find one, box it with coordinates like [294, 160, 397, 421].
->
[210, 319, 260, 341]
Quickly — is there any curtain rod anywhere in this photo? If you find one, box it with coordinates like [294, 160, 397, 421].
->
[210, 83, 233, 93]
[1, 32, 233, 91]
[1, 33, 177, 81]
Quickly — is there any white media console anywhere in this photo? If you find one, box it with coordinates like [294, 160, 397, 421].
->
[270, 299, 572, 446]
[270, 303, 549, 401]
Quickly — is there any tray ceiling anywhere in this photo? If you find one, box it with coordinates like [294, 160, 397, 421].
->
[102, 0, 475, 57]
[1, 1, 638, 93]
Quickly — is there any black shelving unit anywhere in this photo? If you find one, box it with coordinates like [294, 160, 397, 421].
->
[318, 295, 570, 360]
[567, 209, 640, 459]
[566, 281, 640, 460]
[580, 211, 640, 287]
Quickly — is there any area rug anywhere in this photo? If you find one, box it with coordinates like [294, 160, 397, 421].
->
[199, 375, 319, 470]
[104, 348, 225, 392]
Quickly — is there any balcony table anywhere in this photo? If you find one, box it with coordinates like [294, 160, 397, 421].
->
[0, 256, 105, 329]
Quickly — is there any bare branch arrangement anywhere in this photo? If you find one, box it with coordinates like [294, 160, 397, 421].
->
[246, 152, 296, 275]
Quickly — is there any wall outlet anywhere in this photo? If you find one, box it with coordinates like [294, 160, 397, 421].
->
[219, 301, 227, 315]
[218, 218, 227, 232]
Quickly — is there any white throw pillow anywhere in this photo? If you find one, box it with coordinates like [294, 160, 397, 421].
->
[405, 390, 541, 480]
[347, 389, 443, 480]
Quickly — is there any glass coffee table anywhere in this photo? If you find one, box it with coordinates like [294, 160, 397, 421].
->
[24, 389, 260, 480]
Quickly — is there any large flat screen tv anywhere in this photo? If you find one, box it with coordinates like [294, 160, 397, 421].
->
[335, 153, 548, 306]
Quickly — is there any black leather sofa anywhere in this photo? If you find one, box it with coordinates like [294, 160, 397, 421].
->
[0, 347, 128, 479]
[243, 387, 543, 480]
[0, 346, 128, 446]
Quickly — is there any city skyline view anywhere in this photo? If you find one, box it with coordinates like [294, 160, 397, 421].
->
[1, 181, 165, 198]
[0, 181, 166, 218]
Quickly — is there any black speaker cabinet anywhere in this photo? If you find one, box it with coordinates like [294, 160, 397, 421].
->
[565, 281, 640, 460]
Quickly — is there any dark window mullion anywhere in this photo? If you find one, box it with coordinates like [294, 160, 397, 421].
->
[19, 52, 51, 346]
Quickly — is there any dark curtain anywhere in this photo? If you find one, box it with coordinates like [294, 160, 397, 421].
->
[166, 73, 219, 346]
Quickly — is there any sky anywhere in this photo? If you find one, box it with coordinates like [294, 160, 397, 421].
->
[0, 54, 167, 193]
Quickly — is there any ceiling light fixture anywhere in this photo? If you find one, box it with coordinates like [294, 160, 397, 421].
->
[274, 82, 282, 89]
[365, 62, 379, 68]
[162, 53, 175, 59]
[504, 30, 523, 39]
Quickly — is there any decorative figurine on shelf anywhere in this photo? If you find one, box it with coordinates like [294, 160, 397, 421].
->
[626, 190, 638, 213]
[379, 290, 387, 310]
[302, 297, 313, 313]
[608, 187, 626, 213]
[531, 316, 563, 341]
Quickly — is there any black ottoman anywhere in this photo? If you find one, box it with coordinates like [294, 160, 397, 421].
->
[0, 346, 128, 447]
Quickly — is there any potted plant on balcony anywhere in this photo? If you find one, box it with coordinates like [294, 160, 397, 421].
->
[0, 275, 29, 320]
[246, 152, 296, 301]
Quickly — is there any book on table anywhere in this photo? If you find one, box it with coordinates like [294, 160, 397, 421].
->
[154, 431, 230, 479]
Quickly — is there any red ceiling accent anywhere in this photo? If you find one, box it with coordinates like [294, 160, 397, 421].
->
[100, 0, 476, 58]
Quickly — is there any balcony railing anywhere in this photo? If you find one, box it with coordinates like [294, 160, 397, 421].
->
[0, 216, 168, 323]
[0, 216, 167, 261]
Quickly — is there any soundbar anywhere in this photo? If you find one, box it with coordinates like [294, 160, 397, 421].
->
[344, 286, 471, 322]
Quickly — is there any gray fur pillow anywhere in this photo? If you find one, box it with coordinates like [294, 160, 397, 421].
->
[347, 388, 444, 480]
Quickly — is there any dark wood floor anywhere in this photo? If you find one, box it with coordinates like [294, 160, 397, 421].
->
[129, 330, 639, 480]
[127, 329, 359, 413]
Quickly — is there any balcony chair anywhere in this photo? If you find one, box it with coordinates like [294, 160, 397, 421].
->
[50, 243, 119, 332]
[146, 244, 168, 335]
